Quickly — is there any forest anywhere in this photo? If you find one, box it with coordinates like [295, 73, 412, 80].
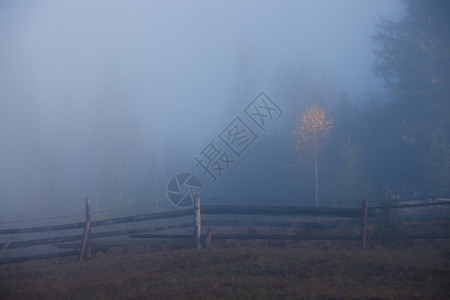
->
[210, 0, 450, 207]
[0, 0, 449, 221]
[324, 0, 450, 203]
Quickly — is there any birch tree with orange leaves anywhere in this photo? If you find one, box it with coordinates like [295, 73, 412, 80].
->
[293, 104, 333, 207]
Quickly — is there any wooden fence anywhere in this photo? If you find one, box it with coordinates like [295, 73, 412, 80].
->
[1, 197, 449, 264]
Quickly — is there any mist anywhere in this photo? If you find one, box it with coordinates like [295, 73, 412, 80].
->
[0, 1, 406, 222]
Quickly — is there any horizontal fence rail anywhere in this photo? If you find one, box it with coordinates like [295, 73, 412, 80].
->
[90, 209, 193, 227]
[0, 222, 86, 235]
[201, 205, 368, 218]
[210, 234, 363, 241]
[369, 201, 450, 210]
[201, 218, 361, 229]
[0, 209, 194, 236]
[368, 214, 450, 225]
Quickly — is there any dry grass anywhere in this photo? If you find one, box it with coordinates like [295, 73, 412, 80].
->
[1, 240, 449, 299]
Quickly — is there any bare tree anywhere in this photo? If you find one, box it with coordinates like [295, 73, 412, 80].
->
[293, 104, 333, 206]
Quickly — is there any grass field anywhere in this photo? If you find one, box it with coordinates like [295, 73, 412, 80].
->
[1, 239, 449, 299]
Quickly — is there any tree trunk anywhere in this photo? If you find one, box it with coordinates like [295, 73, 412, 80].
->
[314, 129, 319, 207]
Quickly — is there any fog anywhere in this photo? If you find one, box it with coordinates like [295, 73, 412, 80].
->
[0, 1, 405, 222]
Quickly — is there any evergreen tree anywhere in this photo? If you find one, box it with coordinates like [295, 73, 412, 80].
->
[372, 0, 450, 195]
[332, 141, 372, 206]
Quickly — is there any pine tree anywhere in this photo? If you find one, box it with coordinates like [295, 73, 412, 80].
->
[372, 0, 450, 195]
[332, 141, 372, 206]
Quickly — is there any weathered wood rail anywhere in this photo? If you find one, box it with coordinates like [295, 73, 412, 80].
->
[1, 198, 449, 264]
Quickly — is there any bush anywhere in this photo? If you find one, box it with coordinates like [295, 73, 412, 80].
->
[374, 200, 401, 235]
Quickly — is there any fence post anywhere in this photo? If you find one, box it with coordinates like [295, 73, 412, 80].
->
[0, 236, 14, 256]
[361, 199, 368, 250]
[205, 228, 212, 248]
[80, 197, 92, 262]
[428, 197, 434, 212]
[194, 195, 201, 250]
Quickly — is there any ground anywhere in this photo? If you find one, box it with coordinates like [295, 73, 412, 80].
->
[1, 239, 449, 299]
